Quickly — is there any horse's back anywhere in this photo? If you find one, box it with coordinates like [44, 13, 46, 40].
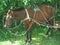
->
[24, 5, 56, 28]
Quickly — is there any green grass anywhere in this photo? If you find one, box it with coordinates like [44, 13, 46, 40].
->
[0, 24, 60, 45]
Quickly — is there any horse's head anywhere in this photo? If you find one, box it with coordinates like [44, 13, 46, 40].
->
[4, 10, 14, 28]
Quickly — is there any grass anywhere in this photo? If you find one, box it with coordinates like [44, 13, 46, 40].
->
[0, 24, 60, 45]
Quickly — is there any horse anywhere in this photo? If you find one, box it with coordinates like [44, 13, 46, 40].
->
[4, 5, 56, 43]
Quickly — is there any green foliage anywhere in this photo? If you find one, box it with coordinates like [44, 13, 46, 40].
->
[0, 0, 60, 15]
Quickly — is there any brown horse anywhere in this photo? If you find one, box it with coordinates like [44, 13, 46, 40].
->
[4, 5, 56, 43]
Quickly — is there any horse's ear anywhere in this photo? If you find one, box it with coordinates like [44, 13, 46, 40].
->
[7, 9, 13, 15]
[8, 9, 11, 14]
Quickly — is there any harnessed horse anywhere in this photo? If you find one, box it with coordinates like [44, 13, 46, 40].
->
[4, 5, 56, 43]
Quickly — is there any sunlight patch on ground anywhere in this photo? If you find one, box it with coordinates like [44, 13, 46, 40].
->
[0, 41, 11, 45]
[0, 40, 23, 45]
[32, 37, 40, 41]
[12, 41, 20, 45]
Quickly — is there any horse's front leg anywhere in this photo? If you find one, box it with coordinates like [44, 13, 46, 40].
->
[25, 22, 33, 43]
[26, 30, 32, 43]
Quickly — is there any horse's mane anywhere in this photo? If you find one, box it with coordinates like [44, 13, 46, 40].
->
[13, 7, 24, 11]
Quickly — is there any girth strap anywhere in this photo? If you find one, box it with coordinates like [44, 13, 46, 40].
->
[25, 9, 30, 21]
[21, 9, 31, 22]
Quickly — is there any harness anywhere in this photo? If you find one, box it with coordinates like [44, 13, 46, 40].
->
[21, 9, 31, 22]
[33, 6, 55, 26]
[34, 6, 40, 12]
[22, 6, 55, 30]
[3, 6, 55, 36]
[22, 6, 49, 30]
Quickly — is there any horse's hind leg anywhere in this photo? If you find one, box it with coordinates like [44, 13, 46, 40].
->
[46, 27, 53, 38]
[46, 28, 51, 37]
[46, 19, 54, 38]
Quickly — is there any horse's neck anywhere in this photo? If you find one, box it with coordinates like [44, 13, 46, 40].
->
[13, 10, 26, 20]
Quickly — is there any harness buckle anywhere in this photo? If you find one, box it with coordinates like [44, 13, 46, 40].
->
[34, 6, 40, 12]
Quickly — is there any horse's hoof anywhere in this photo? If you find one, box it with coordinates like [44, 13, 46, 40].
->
[48, 37, 52, 39]
[25, 40, 27, 43]
[25, 41, 30, 44]
[25, 40, 31, 45]
[45, 35, 49, 38]
[25, 40, 31, 43]
[25, 41, 30, 45]
[45, 35, 52, 39]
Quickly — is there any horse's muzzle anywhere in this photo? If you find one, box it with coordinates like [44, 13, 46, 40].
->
[4, 24, 7, 28]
